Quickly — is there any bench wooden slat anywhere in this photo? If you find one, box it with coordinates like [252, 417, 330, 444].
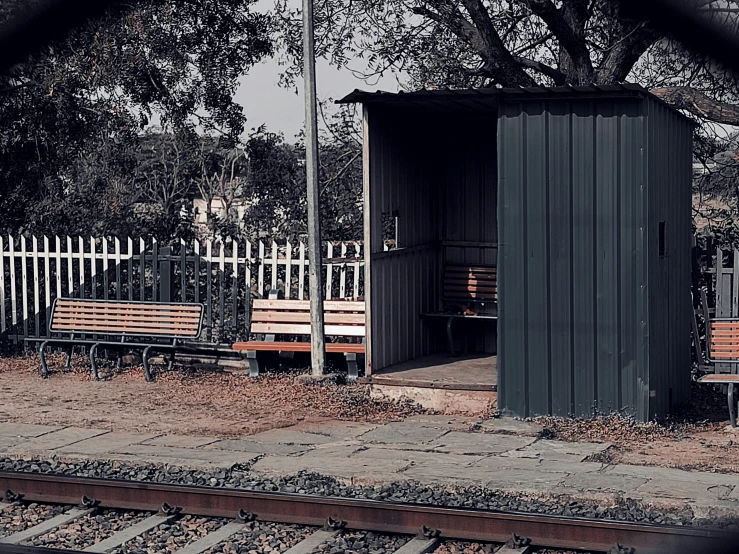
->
[699, 374, 739, 383]
[252, 299, 365, 312]
[55, 301, 202, 312]
[49, 299, 204, 339]
[250, 323, 365, 337]
[53, 313, 201, 322]
[445, 266, 496, 274]
[251, 312, 365, 325]
[233, 341, 365, 353]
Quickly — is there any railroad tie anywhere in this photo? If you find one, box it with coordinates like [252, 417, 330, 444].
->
[171, 521, 247, 554]
[391, 537, 439, 554]
[282, 529, 342, 554]
[82, 513, 178, 553]
[0, 507, 95, 545]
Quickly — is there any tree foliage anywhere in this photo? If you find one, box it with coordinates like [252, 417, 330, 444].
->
[0, 0, 273, 236]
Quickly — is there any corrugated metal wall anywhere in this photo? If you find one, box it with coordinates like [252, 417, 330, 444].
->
[366, 107, 441, 373]
[646, 97, 694, 418]
[497, 98, 652, 419]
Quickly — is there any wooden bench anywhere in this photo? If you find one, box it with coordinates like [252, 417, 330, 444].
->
[701, 318, 739, 427]
[422, 265, 498, 355]
[232, 299, 365, 379]
[25, 298, 205, 381]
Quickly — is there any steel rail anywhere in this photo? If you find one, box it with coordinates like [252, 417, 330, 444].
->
[0, 472, 736, 554]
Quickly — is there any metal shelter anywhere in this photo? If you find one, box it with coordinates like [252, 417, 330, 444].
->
[339, 84, 694, 421]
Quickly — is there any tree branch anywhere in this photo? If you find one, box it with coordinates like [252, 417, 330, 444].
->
[411, 2, 534, 86]
[514, 56, 567, 84]
[652, 86, 739, 125]
[520, 0, 594, 83]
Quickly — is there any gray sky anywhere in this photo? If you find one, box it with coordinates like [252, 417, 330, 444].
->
[234, 0, 403, 139]
[235, 57, 402, 139]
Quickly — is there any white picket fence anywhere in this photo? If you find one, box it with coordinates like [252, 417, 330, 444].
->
[0, 235, 366, 345]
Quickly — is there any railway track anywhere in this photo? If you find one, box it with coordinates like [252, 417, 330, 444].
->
[0, 472, 736, 554]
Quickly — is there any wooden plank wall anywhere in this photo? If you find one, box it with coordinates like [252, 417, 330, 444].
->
[367, 107, 441, 372]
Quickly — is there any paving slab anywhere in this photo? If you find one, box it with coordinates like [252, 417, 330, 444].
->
[250, 450, 408, 481]
[4, 427, 108, 453]
[242, 428, 340, 446]
[401, 414, 481, 431]
[205, 439, 311, 456]
[483, 468, 569, 492]
[562, 472, 649, 494]
[141, 434, 219, 448]
[55, 432, 161, 455]
[360, 422, 449, 445]
[0, 436, 25, 452]
[110, 444, 261, 467]
[352, 447, 484, 469]
[478, 418, 543, 436]
[499, 439, 610, 462]
[429, 432, 535, 455]
[635, 479, 734, 502]
[602, 464, 739, 487]
[288, 421, 380, 440]
[0, 423, 63, 438]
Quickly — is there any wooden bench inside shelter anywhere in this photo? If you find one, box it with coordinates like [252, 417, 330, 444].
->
[25, 298, 205, 381]
[700, 318, 739, 427]
[233, 298, 365, 378]
[422, 265, 498, 356]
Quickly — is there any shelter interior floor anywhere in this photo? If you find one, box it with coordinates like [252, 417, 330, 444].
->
[369, 353, 497, 391]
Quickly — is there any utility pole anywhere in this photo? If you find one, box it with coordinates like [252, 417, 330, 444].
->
[303, 0, 326, 376]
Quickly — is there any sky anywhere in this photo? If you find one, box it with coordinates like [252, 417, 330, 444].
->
[234, 0, 403, 139]
[235, 57, 402, 139]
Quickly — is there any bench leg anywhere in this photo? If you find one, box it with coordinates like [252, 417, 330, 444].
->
[167, 351, 176, 371]
[345, 353, 358, 380]
[246, 350, 260, 378]
[39, 341, 50, 378]
[729, 383, 737, 428]
[142, 346, 154, 382]
[64, 345, 74, 368]
[89, 343, 100, 381]
[446, 317, 457, 357]
[116, 352, 122, 370]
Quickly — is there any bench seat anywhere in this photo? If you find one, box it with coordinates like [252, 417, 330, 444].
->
[232, 298, 366, 378]
[234, 342, 365, 354]
[26, 298, 205, 381]
[701, 318, 739, 427]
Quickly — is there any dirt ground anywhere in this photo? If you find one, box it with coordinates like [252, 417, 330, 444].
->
[534, 383, 739, 474]
[0, 354, 425, 437]
[1, 354, 739, 473]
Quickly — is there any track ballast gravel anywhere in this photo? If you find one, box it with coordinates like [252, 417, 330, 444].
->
[0, 456, 732, 531]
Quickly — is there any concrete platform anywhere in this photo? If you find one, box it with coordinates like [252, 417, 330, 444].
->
[363, 354, 497, 413]
[2, 417, 738, 522]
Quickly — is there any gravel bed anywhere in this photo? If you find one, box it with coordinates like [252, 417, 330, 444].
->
[315, 530, 409, 553]
[204, 521, 313, 554]
[27, 509, 151, 549]
[0, 501, 67, 538]
[1, 457, 733, 530]
[110, 515, 227, 554]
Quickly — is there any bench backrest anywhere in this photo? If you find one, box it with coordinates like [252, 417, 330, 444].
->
[49, 298, 205, 339]
[250, 299, 365, 338]
[442, 265, 497, 304]
[708, 319, 739, 362]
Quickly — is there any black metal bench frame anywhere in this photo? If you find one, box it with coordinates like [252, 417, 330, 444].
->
[25, 298, 206, 382]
